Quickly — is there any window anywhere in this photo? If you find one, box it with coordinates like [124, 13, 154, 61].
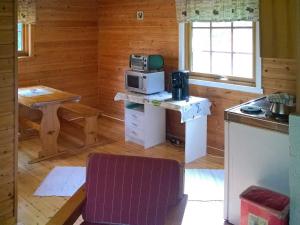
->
[18, 23, 30, 57]
[181, 21, 262, 94]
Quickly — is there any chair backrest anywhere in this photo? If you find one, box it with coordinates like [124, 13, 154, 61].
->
[82, 153, 183, 225]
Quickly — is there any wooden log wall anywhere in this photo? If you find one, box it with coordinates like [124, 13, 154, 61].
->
[0, 0, 295, 223]
[0, 0, 17, 224]
[260, 0, 296, 59]
[97, 0, 179, 117]
[18, 0, 98, 107]
[97, 0, 297, 157]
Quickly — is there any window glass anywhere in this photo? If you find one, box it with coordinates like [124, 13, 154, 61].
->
[212, 29, 231, 52]
[212, 52, 231, 75]
[233, 21, 252, 27]
[18, 23, 23, 51]
[233, 54, 253, 78]
[211, 22, 231, 27]
[233, 29, 253, 53]
[192, 29, 210, 51]
[193, 22, 210, 28]
[192, 52, 210, 74]
[190, 22, 255, 80]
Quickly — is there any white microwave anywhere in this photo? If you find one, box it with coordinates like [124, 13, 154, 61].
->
[125, 70, 164, 94]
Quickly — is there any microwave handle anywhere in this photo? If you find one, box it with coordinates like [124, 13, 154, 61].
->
[141, 75, 145, 91]
[125, 72, 128, 89]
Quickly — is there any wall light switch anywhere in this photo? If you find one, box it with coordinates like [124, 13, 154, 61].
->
[137, 11, 144, 20]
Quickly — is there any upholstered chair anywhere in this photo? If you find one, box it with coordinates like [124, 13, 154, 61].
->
[47, 153, 187, 225]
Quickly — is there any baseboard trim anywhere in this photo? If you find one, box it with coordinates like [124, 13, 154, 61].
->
[207, 146, 224, 157]
[101, 114, 225, 157]
[101, 113, 124, 122]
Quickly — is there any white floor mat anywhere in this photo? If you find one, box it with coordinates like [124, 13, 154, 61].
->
[182, 201, 224, 225]
[34, 166, 86, 197]
[185, 169, 224, 201]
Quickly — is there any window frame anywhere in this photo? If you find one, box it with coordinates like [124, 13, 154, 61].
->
[17, 23, 33, 58]
[188, 22, 256, 84]
[179, 22, 263, 94]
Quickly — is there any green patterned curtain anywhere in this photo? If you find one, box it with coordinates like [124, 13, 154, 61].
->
[18, 0, 36, 24]
[175, 0, 259, 22]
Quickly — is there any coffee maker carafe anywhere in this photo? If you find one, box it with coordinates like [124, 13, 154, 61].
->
[171, 71, 189, 101]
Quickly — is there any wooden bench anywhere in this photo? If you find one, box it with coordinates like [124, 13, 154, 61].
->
[58, 103, 100, 147]
[18, 104, 42, 141]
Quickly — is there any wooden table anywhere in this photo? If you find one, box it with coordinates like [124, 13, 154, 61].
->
[18, 85, 81, 163]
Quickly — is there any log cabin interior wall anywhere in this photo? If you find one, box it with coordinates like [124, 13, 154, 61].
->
[0, 0, 17, 224]
[15, 0, 298, 159]
[18, 0, 98, 108]
[97, 0, 179, 117]
[260, 0, 296, 59]
[97, 0, 181, 145]
[0, 0, 296, 223]
[97, 0, 297, 156]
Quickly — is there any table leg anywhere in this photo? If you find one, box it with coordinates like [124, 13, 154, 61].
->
[29, 103, 64, 163]
[185, 116, 207, 163]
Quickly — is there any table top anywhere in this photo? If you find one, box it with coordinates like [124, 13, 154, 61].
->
[18, 85, 81, 108]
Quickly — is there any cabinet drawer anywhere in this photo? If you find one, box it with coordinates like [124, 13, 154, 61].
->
[126, 127, 144, 142]
[125, 108, 144, 123]
[125, 117, 144, 130]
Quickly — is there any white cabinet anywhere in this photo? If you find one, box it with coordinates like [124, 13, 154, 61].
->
[115, 92, 211, 163]
[124, 101, 208, 162]
[125, 102, 166, 149]
[224, 122, 290, 225]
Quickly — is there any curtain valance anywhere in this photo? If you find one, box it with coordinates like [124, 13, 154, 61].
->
[18, 0, 36, 24]
[175, 0, 259, 23]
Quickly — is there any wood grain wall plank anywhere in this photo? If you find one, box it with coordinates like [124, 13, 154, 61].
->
[260, 0, 296, 58]
[18, 0, 98, 108]
[97, 0, 178, 119]
[0, 0, 16, 223]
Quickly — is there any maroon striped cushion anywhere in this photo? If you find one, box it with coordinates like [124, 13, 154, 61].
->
[82, 153, 183, 225]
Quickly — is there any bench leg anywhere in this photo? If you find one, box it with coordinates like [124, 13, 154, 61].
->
[38, 104, 62, 159]
[84, 116, 98, 146]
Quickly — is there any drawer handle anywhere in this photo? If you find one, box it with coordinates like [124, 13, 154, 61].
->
[131, 114, 137, 119]
[131, 131, 137, 135]
[131, 122, 138, 127]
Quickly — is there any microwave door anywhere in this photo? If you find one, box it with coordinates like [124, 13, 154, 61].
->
[127, 75, 140, 89]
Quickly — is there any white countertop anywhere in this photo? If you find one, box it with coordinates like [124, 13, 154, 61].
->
[114, 91, 211, 123]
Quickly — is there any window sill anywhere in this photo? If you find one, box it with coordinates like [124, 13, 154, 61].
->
[189, 78, 263, 94]
[18, 55, 34, 62]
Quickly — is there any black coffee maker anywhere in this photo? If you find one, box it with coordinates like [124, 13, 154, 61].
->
[171, 71, 189, 101]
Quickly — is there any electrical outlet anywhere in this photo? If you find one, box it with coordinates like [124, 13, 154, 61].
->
[137, 11, 144, 20]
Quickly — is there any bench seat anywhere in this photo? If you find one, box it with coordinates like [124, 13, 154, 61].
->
[58, 103, 100, 147]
